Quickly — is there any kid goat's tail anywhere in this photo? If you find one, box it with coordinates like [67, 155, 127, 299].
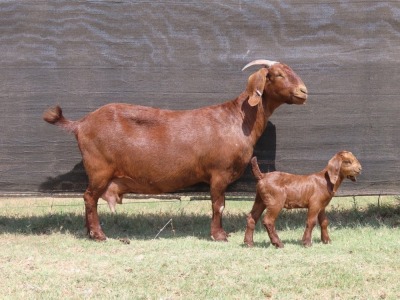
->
[250, 156, 264, 181]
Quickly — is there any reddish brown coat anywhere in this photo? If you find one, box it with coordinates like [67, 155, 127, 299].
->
[43, 61, 308, 241]
[244, 151, 362, 248]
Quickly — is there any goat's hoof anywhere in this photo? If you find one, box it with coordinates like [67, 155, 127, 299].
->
[89, 230, 107, 241]
[211, 230, 229, 242]
[244, 241, 254, 247]
[322, 239, 331, 244]
[272, 241, 284, 248]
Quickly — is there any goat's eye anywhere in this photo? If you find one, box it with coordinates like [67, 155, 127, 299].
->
[344, 160, 351, 164]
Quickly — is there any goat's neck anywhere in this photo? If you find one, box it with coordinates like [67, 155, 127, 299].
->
[333, 176, 344, 194]
[265, 97, 283, 116]
[234, 92, 273, 145]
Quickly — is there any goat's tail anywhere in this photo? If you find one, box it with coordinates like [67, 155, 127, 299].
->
[43, 105, 78, 134]
[251, 156, 264, 180]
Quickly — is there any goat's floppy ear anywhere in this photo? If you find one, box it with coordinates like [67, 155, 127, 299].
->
[246, 68, 268, 106]
[326, 154, 342, 185]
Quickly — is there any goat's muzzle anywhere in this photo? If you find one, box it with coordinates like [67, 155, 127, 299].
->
[347, 175, 357, 182]
[291, 85, 308, 104]
[347, 166, 362, 182]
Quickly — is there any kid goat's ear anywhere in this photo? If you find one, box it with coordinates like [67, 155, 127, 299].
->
[326, 154, 342, 185]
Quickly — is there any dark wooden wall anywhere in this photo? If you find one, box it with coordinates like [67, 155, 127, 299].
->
[0, 1, 399, 196]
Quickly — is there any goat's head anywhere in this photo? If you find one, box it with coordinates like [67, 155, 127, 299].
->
[327, 151, 362, 185]
[242, 59, 308, 106]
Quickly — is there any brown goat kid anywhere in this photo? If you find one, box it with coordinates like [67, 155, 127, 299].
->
[244, 151, 362, 248]
[43, 59, 308, 241]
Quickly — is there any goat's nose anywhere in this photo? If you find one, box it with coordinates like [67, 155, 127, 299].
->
[300, 85, 308, 95]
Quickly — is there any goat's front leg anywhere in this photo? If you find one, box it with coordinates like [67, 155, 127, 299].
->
[318, 208, 331, 244]
[210, 177, 229, 241]
[302, 208, 319, 247]
[84, 189, 107, 241]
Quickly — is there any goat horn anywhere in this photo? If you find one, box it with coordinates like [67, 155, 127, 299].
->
[242, 59, 279, 71]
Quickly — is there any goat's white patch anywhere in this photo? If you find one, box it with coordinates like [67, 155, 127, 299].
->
[219, 205, 224, 214]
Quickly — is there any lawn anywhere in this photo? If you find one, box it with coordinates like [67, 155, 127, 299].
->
[0, 195, 399, 299]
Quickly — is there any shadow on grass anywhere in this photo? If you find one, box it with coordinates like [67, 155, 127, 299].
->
[0, 203, 399, 242]
[246, 239, 304, 248]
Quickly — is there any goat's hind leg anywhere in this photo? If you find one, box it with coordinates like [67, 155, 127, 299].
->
[83, 172, 114, 241]
[263, 207, 284, 248]
[244, 193, 266, 247]
[84, 188, 107, 240]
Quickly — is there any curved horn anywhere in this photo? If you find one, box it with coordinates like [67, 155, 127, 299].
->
[242, 59, 279, 71]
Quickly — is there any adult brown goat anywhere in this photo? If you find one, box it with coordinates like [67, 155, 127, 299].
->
[43, 59, 308, 241]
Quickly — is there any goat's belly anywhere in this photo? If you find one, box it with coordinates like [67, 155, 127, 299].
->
[283, 194, 309, 209]
[284, 202, 307, 209]
[106, 174, 204, 195]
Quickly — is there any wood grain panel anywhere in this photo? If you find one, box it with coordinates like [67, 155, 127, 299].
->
[0, 1, 399, 195]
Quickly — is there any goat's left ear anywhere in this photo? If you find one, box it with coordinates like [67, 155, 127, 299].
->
[326, 154, 342, 185]
[246, 68, 268, 106]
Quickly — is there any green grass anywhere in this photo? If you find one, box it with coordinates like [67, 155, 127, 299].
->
[0, 195, 399, 299]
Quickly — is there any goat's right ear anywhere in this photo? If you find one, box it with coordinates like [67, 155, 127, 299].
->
[326, 154, 342, 185]
[246, 68, 268, 106]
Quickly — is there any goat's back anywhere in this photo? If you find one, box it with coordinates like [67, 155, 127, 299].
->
[257, 171, 331, 207]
